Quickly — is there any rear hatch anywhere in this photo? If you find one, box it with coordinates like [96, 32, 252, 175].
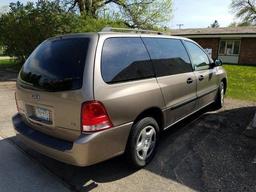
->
[16, 35, 93, 141]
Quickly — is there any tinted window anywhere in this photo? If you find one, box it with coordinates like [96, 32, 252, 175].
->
[184, 41, 210, 71]
[19, 38, 90, 91]
[101, 38, 153, 83]
[142, 38, 192, 77]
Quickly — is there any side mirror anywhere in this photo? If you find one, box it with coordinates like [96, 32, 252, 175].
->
[211, 59, 222, 68]
[214, 59, 222, 66]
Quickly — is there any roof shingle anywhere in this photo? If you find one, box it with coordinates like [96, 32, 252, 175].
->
[171, 26, 256, 36]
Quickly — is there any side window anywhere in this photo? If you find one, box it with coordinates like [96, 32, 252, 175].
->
[142, 38, 192, 77]
[184, 41, 210, 71]
[101, 37, 153, 83]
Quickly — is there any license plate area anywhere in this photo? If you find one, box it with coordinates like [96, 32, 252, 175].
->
[26, 105, 53, 125]
[35, 107, 50, 121]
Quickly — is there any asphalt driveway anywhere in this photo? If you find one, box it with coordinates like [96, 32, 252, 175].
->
[1, 81, 256, 192]
[0, 83, 70, 192]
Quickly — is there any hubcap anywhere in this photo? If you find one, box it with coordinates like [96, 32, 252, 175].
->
[136, 125, 156, 161]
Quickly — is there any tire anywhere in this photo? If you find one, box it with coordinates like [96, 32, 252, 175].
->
[125, 117, 159, 168]
[214, 81, 225, 109]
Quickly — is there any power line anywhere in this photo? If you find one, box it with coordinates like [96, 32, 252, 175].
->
[176, 24, 184, 29]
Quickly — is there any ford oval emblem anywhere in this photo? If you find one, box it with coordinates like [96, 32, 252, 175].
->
[32, 94, 40, 101]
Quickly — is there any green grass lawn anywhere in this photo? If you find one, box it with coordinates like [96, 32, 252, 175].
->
[0, 58, 20, 71]
[224, 64, 256, 101]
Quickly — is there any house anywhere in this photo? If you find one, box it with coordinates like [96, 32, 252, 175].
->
[171, 26, 256, 65]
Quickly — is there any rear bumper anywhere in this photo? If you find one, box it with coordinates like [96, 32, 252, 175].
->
[12, 113, 132, 166]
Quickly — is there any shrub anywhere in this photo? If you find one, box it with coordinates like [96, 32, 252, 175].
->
[0, 1, 80, 63]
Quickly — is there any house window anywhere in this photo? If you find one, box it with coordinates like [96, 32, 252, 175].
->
[219, 40, 240, 55]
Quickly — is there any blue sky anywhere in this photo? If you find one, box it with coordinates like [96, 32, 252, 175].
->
[171, 0, 235, 28]
[1, 0, 28, 6]
[0, 0, 236, 29]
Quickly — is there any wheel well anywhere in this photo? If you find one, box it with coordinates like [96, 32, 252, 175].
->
[221, 78, 227, 94]
[133, 107, 164, 131]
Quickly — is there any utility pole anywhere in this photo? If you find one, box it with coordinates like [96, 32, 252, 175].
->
[176, 24, 184, 29]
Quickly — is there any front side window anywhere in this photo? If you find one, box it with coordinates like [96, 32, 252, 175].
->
[142, 38, 192, 77]
[101, 37, 153, 83]
[184, 41, 210, 71]
[218, 40, 241, 56]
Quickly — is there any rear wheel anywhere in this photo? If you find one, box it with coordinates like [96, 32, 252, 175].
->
[126, 117, 159, 168]
[214, 81, 225, 109]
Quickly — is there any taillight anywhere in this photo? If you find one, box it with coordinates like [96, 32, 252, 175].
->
[81, 101, 113, 133]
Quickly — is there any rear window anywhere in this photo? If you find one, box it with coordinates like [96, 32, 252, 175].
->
[101, 37, 154, 84]
[19, 37, 90, 91]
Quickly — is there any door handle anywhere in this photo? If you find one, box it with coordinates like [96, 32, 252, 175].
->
[199, 75, 204, 81]
[187, 78, 193, 84]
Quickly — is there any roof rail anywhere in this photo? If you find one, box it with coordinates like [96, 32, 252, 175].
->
[101, 26, 164, 35]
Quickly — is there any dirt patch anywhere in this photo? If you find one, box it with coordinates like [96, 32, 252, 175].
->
[0, 81, 16, 90]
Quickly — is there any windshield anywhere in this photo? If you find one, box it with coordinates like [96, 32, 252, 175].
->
[18, 37, 90, 91]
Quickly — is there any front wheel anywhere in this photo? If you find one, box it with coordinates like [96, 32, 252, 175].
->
[214, 81, 225, 109]
[125, 117, 159, 168]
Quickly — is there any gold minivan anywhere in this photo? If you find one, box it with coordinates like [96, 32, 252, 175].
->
[13, 28, 227, 167]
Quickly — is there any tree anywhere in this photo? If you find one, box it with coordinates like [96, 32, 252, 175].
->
[228, 21, 252, 27]
[0, 5, 9, 16]
[64, 0, 172, 28]
[231, 0, 256, 25]
[116, 0, 172, 28]
[210, 20, 220, 28]
[0, 1, 80, 62]
[73, 14, 126, 32]
[0, 0, 125, 62]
